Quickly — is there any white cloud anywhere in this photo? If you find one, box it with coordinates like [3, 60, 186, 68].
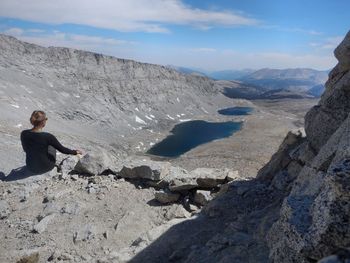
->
[309, 36, 344, 50]
[4, 27, 24, 36]
[0, 0, 258, 33]
[261, 25, 323, 36]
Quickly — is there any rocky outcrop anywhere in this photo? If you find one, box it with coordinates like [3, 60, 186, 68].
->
[305, 31, 350, 152]
[267, 31, 350, 262]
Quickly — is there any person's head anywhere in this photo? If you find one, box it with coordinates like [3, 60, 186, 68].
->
[30, 110, 47, 129]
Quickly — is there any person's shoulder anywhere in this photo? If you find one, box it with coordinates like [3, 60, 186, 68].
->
[20, 129, 31, 136]
[42, 132, 56, 139]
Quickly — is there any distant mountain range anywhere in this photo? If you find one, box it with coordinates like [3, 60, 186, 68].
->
[169, 65, 329, 99]
[167, 66, 254, 80]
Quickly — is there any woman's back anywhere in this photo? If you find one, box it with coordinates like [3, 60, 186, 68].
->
[21, 130, 58, 173]
[21, 110, 80, 174]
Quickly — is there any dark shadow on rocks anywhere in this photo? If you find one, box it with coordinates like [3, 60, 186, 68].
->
[129, 179, 280, 263]
[0, 166, 47, 182]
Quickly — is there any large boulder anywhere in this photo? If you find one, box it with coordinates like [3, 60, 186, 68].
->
[164, 166, 198, 191]
[59, 155, 80, 175]
[119, 160, 171, 181]
[191, 168, 229, 188]
[74, 151, 118, 176]
[154, 190, 180, 204]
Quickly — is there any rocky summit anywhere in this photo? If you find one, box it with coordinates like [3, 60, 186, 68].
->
[1, 30, 350, 263]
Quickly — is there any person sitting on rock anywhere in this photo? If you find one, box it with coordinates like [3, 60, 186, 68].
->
[20, 110, 82, 174]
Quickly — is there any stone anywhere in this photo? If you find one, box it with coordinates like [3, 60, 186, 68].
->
[191, 168, 229, 188]
[194, 190, 212, 206]
[60, 155, 79, 175]
[73, 224, 96, 243]
[226, 170, 240, 181]
[119, 159, 171, 181]
[154, 190, 180, 204]
[74, 151, 117, 176]
[16, 252, 39, 263]
[60, 202, 83, 215]
[168, 177, 197, 192]
[257, 130, 304, 181]
[164, 204, 191, 220]
[70, 174, 79, 181]
[33, 214, 56, 234]
[0, 200, 10, 219]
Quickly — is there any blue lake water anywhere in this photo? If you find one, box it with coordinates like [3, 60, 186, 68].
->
[218, 106, 253, 116]
[147, 120, 242, 158]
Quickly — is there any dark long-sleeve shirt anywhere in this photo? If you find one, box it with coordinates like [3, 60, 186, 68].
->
[20, 130, 77, 174]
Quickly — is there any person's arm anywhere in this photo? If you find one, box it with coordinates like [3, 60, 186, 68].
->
[47, 134, 77, 155]
[20, 131, 27, 152]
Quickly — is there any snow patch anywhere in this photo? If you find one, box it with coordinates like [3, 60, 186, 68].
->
[150, 142, 155, 146]
[150, 114, 155, 118]
[48, 82, 54, 88]
[201, 107, 209, 114]
[74, 94, 80, 98]
[177, 97, 180, 102]
[135, 116, 147, 125]
[179, 119, 192, 122]
[135, 107, 139, 112]
[180, 113, 185, 116]
[166, 114, 175, 120]
[15, 123, 22, 128]
[145, 115, 153, 121]
[10, 104, 20, 109]
[176, 114, 181, 118]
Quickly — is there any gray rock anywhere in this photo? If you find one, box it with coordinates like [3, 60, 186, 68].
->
[226, 170, 240, 181]
[16, 252, 39, 263]
[60, 155, 79, 175]
[169, 177, 198, 192]
[74, 151, 116, 176]
[164, 204, 191, 220]
[73, 224, 96, 243]
[33, 214, 56, 234]
[191, 168, 228, 188]
[0, 200, 10, 219]
[70, 174, 79, 181]
[119, 160, 171, 181]
[194, 190, 212, 206]
[154, 190, 180, 204]
[257, 130, 304, 182]
[305, 32, 350, 152]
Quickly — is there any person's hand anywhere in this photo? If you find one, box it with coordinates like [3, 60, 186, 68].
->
[75, 149, 83, 155]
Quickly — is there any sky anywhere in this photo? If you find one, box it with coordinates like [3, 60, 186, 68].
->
[0, 0, 349, 71]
